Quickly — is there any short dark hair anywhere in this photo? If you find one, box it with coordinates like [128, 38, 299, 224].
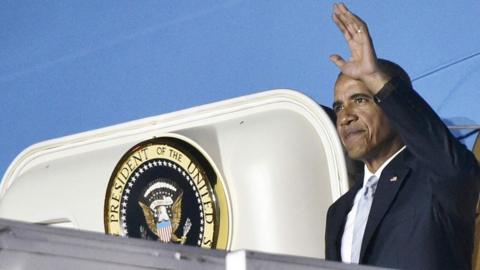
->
[336, 59, 412, 88]
[377, 59, 412, 88]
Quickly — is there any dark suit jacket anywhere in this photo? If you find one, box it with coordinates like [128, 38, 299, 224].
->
[325, 78, 480, 270]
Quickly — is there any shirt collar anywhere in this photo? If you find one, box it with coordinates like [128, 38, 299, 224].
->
[363, 146, 406, 186]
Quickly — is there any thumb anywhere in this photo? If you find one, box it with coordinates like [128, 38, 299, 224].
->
[329, 54, 346, 69]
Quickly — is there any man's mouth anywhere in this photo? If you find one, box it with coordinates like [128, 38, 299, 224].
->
[342, 129, 365, 145]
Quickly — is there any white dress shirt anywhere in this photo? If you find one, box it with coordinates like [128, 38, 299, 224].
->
[340, 146, 406, 263]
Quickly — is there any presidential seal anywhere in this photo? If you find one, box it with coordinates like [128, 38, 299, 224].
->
[104, 135, 230, 249]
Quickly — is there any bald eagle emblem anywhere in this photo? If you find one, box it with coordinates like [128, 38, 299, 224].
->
[105, 137, 228, 248]
[138, 179, 191, 244]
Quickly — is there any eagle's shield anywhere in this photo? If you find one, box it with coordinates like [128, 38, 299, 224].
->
[157, 220, 173, 242]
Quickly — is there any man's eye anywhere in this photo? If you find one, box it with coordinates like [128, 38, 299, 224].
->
[354, 97, 367, 103]
[333, 105, 343, 113]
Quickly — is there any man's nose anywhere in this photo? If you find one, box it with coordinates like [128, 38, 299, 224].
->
[338, 107, 357, 126]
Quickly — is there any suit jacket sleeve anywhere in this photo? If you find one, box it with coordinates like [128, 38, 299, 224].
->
[374, 77, 480, 209]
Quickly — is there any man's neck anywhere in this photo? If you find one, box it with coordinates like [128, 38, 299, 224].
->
[364, 142, 405, 173]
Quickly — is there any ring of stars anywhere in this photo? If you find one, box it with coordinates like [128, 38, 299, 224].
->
[119, 159, 205, 240]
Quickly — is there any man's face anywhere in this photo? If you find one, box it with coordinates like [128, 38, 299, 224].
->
[333, 75, 399, 161]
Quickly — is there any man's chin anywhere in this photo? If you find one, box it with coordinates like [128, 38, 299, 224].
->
[346, 148, 365, 161]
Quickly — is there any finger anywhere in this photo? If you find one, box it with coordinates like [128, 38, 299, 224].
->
[329, 54, 346, 69]
[344, 18, 358, 37]
[336, 7, 359, 38]
[335, 4, 363, 34]
[337, 3, 349, 14]
[333, 2, 344, 16]
[340, 4, 370, 35]
[333, 4, 352, 39]
[337, 2, 357, 26]
[350, 13, 368, 32]
[332, 13, 352, 41]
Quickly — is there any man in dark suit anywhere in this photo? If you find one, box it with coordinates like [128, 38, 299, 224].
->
[325, 3, 480, 269]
